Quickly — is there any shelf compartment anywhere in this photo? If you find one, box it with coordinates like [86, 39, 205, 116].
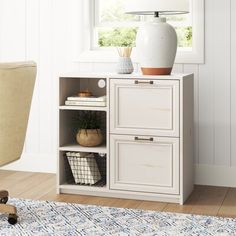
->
[59, 77, 107, 106]
[60, 152, 107, 187]
[59, 110, 107, 148]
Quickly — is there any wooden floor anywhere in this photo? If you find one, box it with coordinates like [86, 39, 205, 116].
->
[0, 170, 236, 218]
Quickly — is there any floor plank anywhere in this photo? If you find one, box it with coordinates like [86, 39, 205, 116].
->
[218, 188, 236, 218]
[137, 201, 167, 212]
[190, 186, 228, 216]
[163, 185, 203, 214]
[1, 171, 235, 218]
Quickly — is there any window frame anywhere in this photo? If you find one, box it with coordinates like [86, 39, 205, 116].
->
[78, 0, 205, 64]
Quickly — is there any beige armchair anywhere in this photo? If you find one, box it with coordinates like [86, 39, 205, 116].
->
[0, 61, 36, 224]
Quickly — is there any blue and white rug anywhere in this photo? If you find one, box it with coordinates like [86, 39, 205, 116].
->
[0, 198, 236, 236]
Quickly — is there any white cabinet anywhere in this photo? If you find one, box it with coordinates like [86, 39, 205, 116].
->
[58, 73, 194, 205]
[110, 79, 179, 137]
[110, 134, 179, 194]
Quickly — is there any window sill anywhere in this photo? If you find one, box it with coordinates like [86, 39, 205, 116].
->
[76, 49, 125, 63]
[75, 48, 204, 64]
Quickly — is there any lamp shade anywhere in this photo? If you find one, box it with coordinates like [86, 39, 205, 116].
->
[125, 0, 189, 15]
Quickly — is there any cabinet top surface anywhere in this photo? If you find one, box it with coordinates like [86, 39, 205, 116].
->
[59, 72, 193, 80]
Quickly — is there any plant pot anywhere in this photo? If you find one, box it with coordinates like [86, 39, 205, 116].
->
[116, 57, 134, 74]
[76, 129, 103, 147]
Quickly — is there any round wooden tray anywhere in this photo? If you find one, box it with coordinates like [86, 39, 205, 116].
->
[78, 91, 93, 97]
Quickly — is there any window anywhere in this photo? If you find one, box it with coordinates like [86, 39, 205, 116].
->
[79, 0, 204, 64]
[94, 0, 192, 49]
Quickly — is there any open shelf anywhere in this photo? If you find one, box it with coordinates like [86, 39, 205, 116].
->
[59, 110, 107, 149]
[59, 151, 107, 190]
[59, 77, 106, 107]
[59, 105, 107, 112]
[58, 76, 109, 195]
[59, 143, 107, 153]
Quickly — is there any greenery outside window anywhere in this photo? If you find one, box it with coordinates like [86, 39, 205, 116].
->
[94, 0, 193, 49]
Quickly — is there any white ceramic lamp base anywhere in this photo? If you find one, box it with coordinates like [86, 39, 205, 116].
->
[136, 18, 177, 75]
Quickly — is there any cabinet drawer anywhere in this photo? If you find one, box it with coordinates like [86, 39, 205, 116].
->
[110, 134, 179, 195]
[110, 79, 179, 137]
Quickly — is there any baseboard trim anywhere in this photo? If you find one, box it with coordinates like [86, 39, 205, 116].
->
[0, 153, 56, 173]
[195, 164, 236, 188]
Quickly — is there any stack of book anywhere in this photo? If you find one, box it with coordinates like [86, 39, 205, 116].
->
[65, 95, 106, 107]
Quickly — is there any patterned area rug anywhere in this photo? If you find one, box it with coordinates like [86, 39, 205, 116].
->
[0, 198, 236, 236]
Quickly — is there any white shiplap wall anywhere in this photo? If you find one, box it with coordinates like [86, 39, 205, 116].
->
[0, 0, 82, 173]
[1, 0, 236, 187]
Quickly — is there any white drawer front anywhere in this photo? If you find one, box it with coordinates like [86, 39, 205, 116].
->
[110, 79, 179, 137]
[110, 134, 180, 195]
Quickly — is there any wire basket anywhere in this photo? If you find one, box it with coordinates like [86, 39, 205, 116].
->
[66, 152, 104, 185]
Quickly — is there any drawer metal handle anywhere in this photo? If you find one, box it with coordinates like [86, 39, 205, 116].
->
[135, 80, 154, 85]
[135, 137, 154, 142]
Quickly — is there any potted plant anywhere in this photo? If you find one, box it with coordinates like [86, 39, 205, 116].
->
[75, 111, 103, 147]
[116, 38, 135, 75]
[98, 28, 136, 74]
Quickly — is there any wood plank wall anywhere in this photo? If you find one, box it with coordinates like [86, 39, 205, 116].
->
[0, 0, 82, 172]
